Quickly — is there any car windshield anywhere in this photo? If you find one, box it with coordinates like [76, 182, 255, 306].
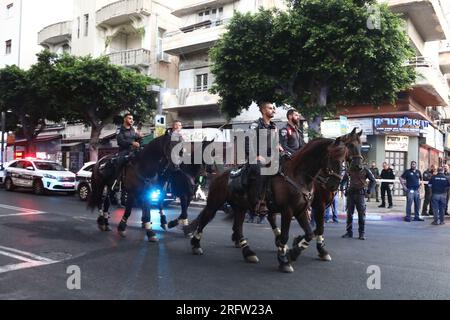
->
[34, 162, 66, 171]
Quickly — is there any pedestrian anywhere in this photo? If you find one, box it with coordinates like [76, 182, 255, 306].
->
[379, 162, 395, 208]
[325, 192, 339, 223]
[421, 165, 436, 216]
[368, 161, 380, 202]
[444, 164, 450, 216]
[341, 164, 376, 240]
[428, 166, 449, 225]
[400, 161, 424, 222]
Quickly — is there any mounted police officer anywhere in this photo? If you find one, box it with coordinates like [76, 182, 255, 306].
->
[116, 113, 141, 170]
[341, 163, 376, 240]
[279, 109, 305, 156]
[245, 102, 283, 215]
[163, 120, 184, 172]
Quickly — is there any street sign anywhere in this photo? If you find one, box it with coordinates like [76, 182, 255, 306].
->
[154, 114, 166, 138]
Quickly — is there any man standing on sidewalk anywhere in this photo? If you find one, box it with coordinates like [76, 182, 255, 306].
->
[379, 162, 395, 208]
[428, 167, 449, 225]
[400, 161, 424, 222]
[444, 164, 450, 216]
[421, 165, 436, 217]
[368, 161, 380, 202]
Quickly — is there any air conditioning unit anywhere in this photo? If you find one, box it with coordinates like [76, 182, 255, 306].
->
[157, 52, 170, 63]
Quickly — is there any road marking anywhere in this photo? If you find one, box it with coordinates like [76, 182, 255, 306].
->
[0, 203, 46, 218]
[0, 246, 59, 274]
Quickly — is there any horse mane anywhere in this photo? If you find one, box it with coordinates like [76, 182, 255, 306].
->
[288, 138, 345, 174]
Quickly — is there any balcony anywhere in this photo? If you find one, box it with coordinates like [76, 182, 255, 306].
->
[96, 0, 151, 27]
[408, 56, 449, 106]
[439, 41, 450, 75]
[38, 21, 72, 46]
[164, 87, 220, 110]
[106, 48, 151, 67]
[386, 0, 449, 41]
[162, 18, 230, 55]
[171, 0, 236, 17]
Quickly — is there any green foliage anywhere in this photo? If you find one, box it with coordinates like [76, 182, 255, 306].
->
[210, 0, 416, 128]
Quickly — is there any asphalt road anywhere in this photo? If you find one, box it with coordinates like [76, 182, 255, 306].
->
[0, 188, 449, 300]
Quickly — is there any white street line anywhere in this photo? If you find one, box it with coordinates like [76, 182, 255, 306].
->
[0, 246, 56, 263]
[0, 211, 47, 218]
[0, 204, 43, 213]
[0, 246, 59, 274]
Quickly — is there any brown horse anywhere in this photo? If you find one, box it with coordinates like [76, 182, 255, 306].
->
[187, 130, 360, 273]
[266, 129, 363, 263]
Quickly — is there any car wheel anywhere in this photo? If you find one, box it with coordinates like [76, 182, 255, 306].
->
[4, 178, 15, 191]
[78, 184, 90, 201]
[33, 180, 45, 195]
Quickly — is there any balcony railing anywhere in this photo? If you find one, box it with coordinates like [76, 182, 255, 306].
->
[164, 18, 231, 38]
[96, 0, 151, 26]
[38, 21, 72, 45]
[106, 48, 151, 67]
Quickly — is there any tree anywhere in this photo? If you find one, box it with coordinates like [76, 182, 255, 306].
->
[51, 53, 160, 161]
[210, 0, 416, 135]
[0, 52, 65, 154]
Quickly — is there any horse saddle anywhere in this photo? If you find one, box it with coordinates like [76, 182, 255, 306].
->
[228, 165, 250, 193]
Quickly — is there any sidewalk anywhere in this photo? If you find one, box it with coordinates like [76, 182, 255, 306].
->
[178, 196, 448, 222]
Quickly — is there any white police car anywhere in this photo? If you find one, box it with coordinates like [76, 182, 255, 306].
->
[4, 158, 76, 195]
[75, 161, 96, 201]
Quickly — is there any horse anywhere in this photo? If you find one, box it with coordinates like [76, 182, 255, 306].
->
[185, 129, 361, 273]
[87, 134, 171, 242]
[266, 129, 363, 263]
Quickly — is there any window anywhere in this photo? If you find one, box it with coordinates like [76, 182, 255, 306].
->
[195, 74, 208, 92]
[84, 14, 89, 37]
[5, 40, 11, 55]
[6, 3, 13, 18]
[157, 28, 165, 55]
[77, 17, 80, 38]
[198, 7, 223, 23]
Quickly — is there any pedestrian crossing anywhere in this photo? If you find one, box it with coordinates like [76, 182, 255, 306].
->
[0, 245, 59, 274]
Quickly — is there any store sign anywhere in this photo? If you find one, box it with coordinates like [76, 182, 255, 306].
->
[385, 135, 409, 152]
[347, 118, 373, 135]
[374, 117, 429, 135]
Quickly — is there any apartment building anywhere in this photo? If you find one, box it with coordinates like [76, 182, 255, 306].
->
[0, 0, 73, 69]
[161, 0, 289, 127]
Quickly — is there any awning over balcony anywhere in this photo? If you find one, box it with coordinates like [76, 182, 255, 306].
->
[96, 0, 151, 27]
[171, 0, 235, 17]
[38, 21, 72, 46]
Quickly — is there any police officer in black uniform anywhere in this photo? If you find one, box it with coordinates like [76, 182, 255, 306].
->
[421, 165, 436, 216]
[245, 102, 283, 215]
[116, 113, 141, 168]
[341, 164, 376, 240]
[279, 109, 305, 156]
[428, 166, 450, 225]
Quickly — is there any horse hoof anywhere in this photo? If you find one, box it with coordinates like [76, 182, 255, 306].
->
[192, 247, 203, 255]
[245, 255, 259, 264]
[118, 231, 127, 238]
[148, 236, 159, 243]
[279, 264, 294, 273]
[97, 224, 106, 232]
[319, 254, 332, 262]
[168, 220, 178, 229]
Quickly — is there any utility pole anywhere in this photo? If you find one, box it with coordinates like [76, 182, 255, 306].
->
[1, 111, 5, 170]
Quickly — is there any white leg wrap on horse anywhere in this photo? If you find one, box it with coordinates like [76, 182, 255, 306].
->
[298, 238, 310, 249]
[239, 239, 248, 248]
[317, 235, 324, 245]
[98, 210, 103, 217]
[273, 228, 281, 237]
[144, 222, 152, 230]
[278, 245, 288, 255]
[179, 219, 189, 226]
[194, 231, 202, 240]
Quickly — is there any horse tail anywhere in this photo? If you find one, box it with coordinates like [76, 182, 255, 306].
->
[183, 171, 231, 235]
[87, 158, 110, 211]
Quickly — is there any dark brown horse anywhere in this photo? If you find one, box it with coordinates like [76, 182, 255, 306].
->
[186, 131, 360, 273]
[266, 129, 363, 263]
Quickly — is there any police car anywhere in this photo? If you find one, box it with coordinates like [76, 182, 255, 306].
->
[4, 158, 76, 195]
[75, 161, 96, 201]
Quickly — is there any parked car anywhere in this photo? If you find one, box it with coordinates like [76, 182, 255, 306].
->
[75, 161, 175, 207]
[0, 161, 14, 186]
[75, 161, 96, 201]
[4, 158, 76, 195]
